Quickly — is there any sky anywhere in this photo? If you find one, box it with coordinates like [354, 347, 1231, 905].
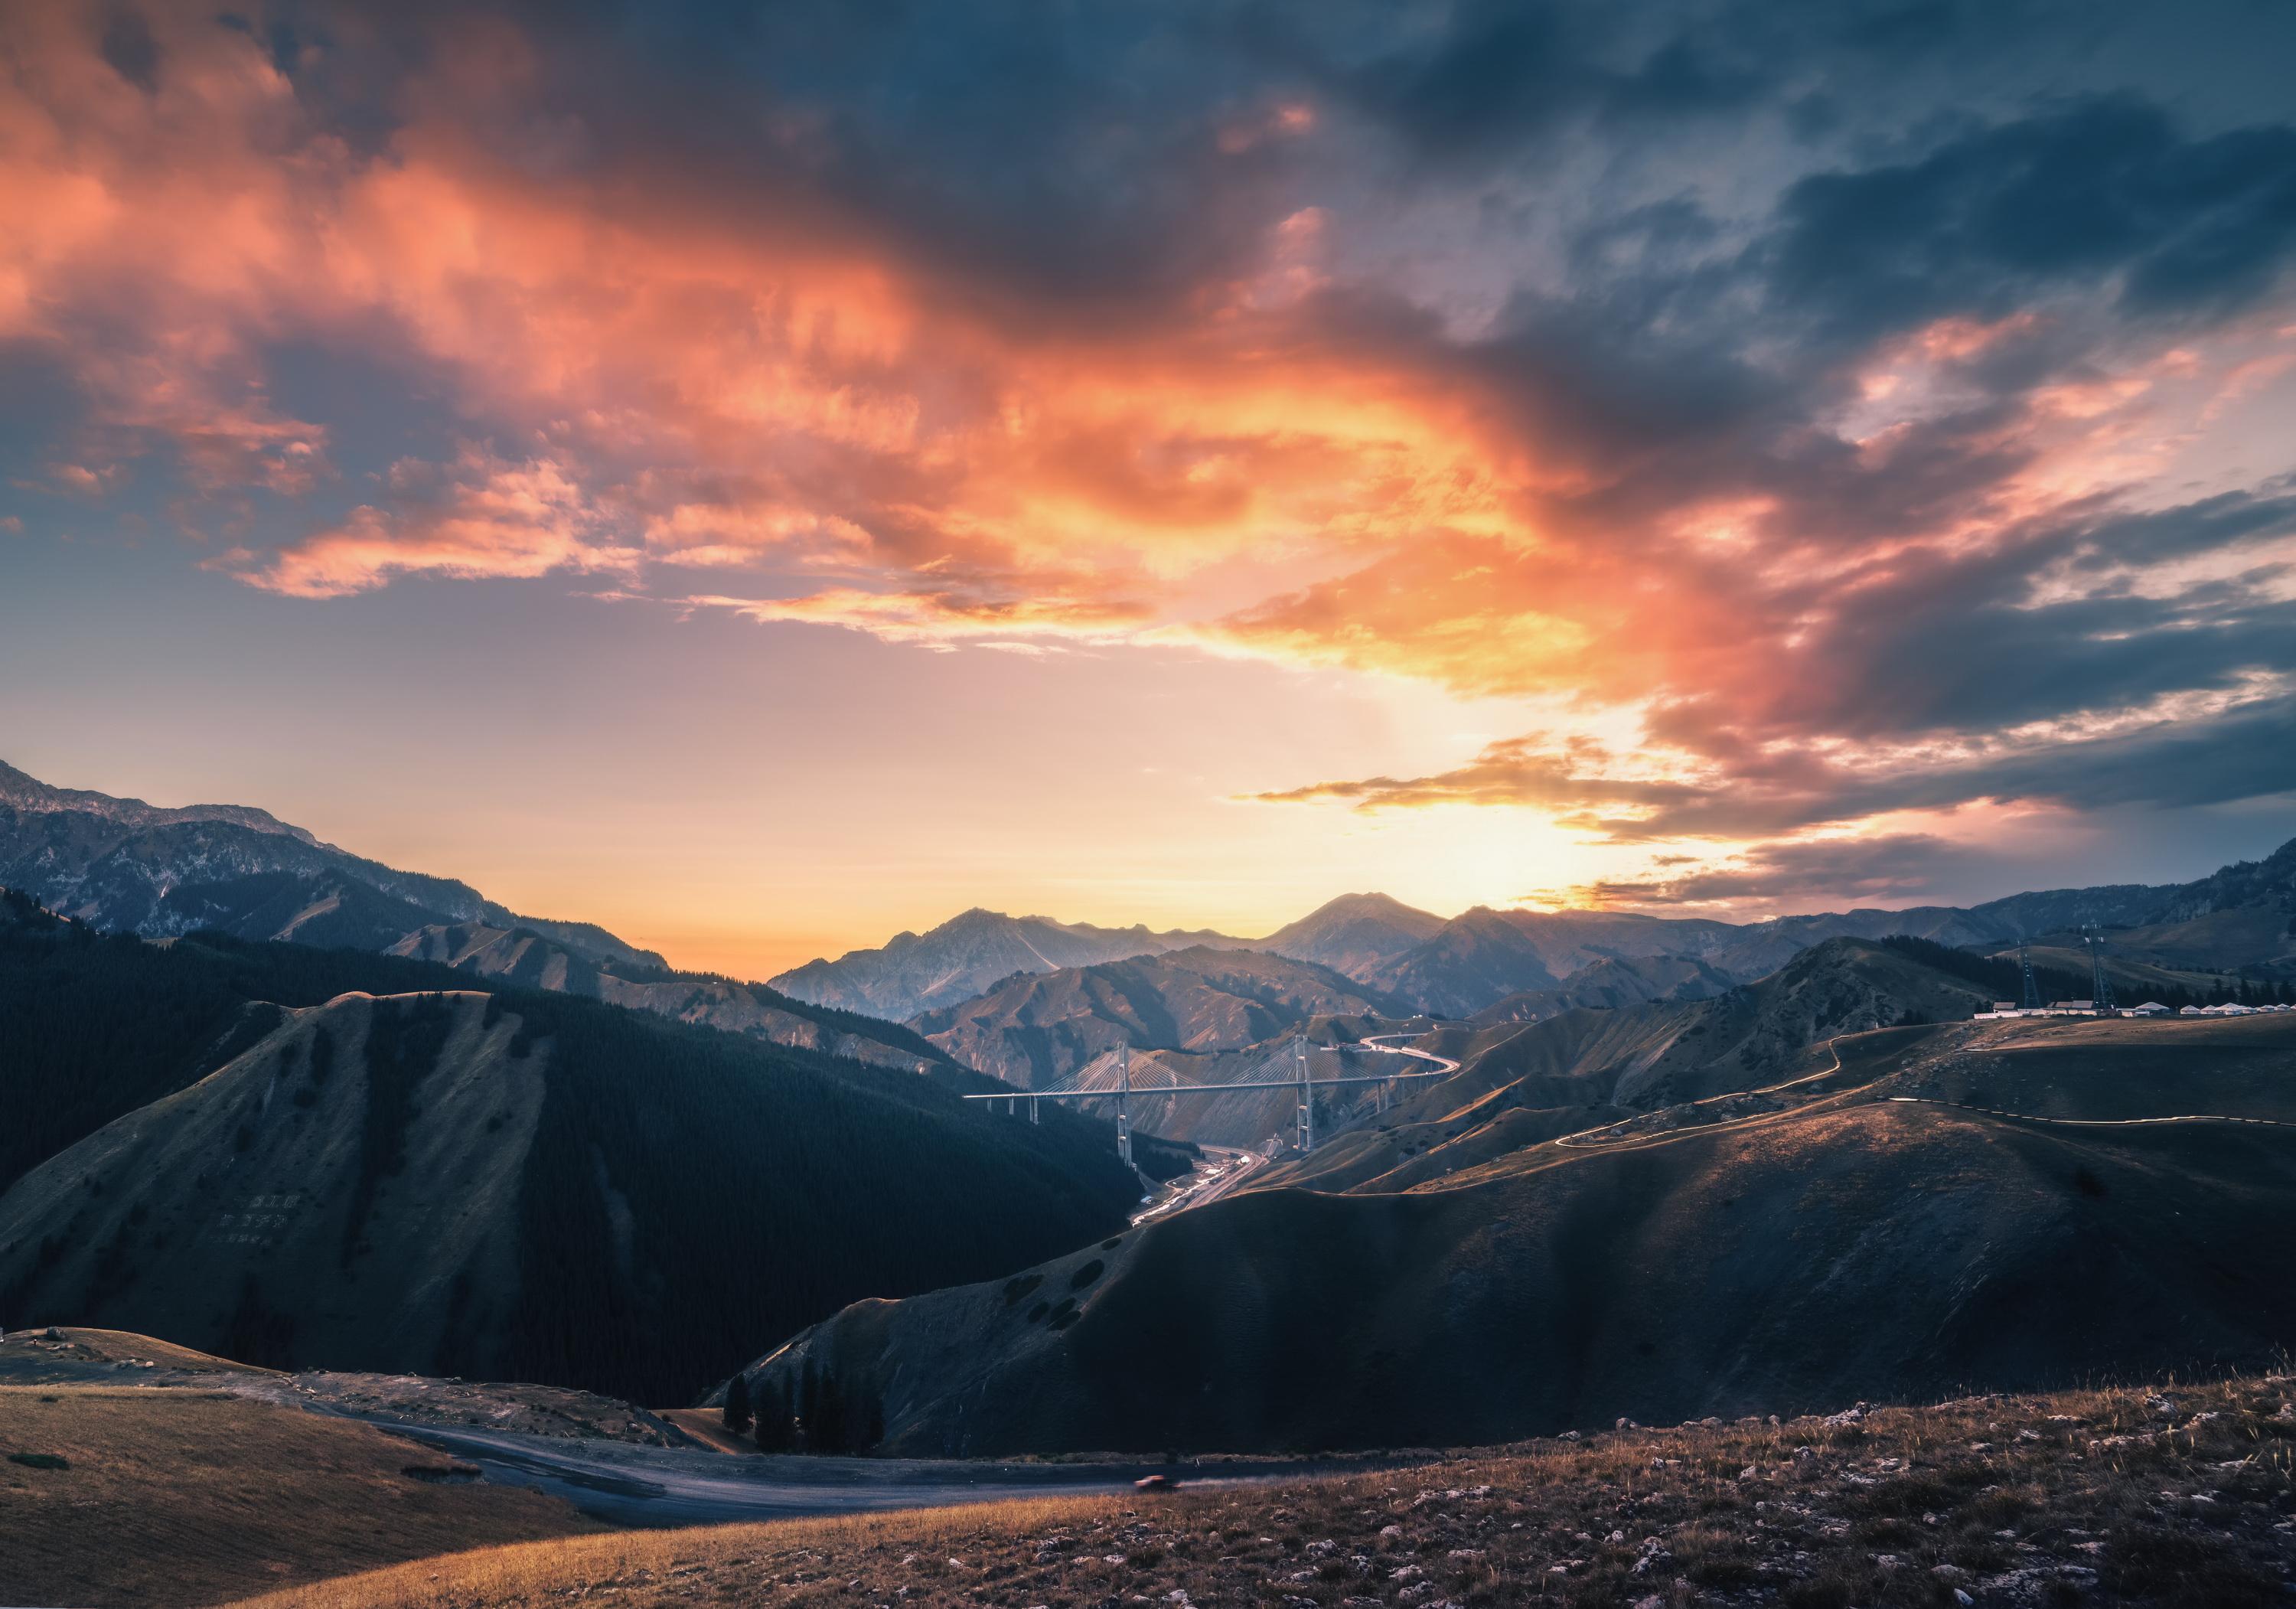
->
[4, 0, 2295, 980]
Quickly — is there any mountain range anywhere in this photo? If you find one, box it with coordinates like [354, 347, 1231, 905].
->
[6, 753, 2294, 1459]
[768, 907, 1253, 1022]
[773, 841, 2296, 1029]
[907, 945, 1407, 1091]
[733, 945, 2296, 1454]
[0, 759, 937, 1071]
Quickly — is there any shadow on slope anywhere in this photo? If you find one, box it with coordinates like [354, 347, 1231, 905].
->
[752, 1096, 2296, 1456]
[0, 913, 1146, 1403]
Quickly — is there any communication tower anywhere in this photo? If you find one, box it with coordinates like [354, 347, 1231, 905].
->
[2080, 923, 2117, 1013]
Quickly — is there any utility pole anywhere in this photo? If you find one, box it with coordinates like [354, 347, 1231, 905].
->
[1116, 1044, 1133, 1167]
[1294, 1036, 1313, 1154]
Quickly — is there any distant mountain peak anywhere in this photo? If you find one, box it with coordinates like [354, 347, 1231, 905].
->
[771, 907, 1256, 1020]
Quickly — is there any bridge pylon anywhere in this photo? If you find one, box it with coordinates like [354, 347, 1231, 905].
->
[1116, 1044, 1133, 1167]
[1294, 1035, 1313, 1154]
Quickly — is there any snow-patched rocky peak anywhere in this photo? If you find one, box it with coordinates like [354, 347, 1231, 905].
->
[0, 757, 327, 846]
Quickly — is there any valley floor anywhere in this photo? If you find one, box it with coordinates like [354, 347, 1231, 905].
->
[228, 1372, 2296, 1609]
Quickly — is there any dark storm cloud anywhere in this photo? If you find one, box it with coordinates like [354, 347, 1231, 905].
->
[97, 7, 161, 90]
[1687, 503, 2296, 747]
[1573, 832, 1997, 906]
[1766, 97, 2296, 340]
[1263, 687, 2296, 844]
[221, 1, 2296, 338]
[1329, 1, 1772, 162]
[2073, 487, 2296, 567]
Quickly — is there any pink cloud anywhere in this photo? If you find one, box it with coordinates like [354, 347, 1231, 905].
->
[233, 453, 630, 598]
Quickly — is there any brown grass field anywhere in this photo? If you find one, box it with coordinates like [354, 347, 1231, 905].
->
[228, 1372, 2295, 1608]
[0, 1385, 598, 1607]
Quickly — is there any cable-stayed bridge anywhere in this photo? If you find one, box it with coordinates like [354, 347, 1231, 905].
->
[962, 1031, 1460, 1159]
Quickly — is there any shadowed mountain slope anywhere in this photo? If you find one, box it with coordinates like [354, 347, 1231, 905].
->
[907, 945, 1407, 1090]
[743, 1022, 2296, 1455]
[1470, 952, 1738, 1024]
[2043, 837, 2296, 979]
[769, 908, 1251, 1022]
[0, 912, 1144, 1402]
[1362, 907, 1567, 1016]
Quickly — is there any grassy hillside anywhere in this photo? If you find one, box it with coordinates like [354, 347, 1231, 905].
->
[742, 1010, 2296, 1456]
[0, 912, 1148, 1403]
[1263, 938, 1992, 1195]
[0, 1384, 595, 1607]
[231, 1372, 2294, 1609]
[0, 889, 528, 1195]
[1879, 1013, 2296, 1121]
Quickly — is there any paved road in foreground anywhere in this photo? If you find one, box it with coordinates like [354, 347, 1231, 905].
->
[355, 1414, 1364, 1528]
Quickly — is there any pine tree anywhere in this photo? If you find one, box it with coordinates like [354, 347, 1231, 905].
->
[814, 1366, 848, 1454]
[797, 1358, 820, 1452]
[755, 1375, 793, 1452]
[722, 1370, 752, 1434]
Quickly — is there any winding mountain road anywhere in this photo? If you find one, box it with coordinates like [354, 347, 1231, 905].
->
[1881, 1097, 2291, 1130]
[1547, 1024, 2296, 1159]
[351, 1415, 1357, 1528]
[1549, 1032, 1870, 1154]
[1356, 1032, 1464, 1075]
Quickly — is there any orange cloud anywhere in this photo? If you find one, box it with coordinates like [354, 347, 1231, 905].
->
[9, 0, 2294, 853]
[235, 453, 628, 598]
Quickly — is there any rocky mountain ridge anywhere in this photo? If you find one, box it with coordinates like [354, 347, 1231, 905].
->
[0, 761, 931, 1069]
[782, 835, 2294, 1025]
